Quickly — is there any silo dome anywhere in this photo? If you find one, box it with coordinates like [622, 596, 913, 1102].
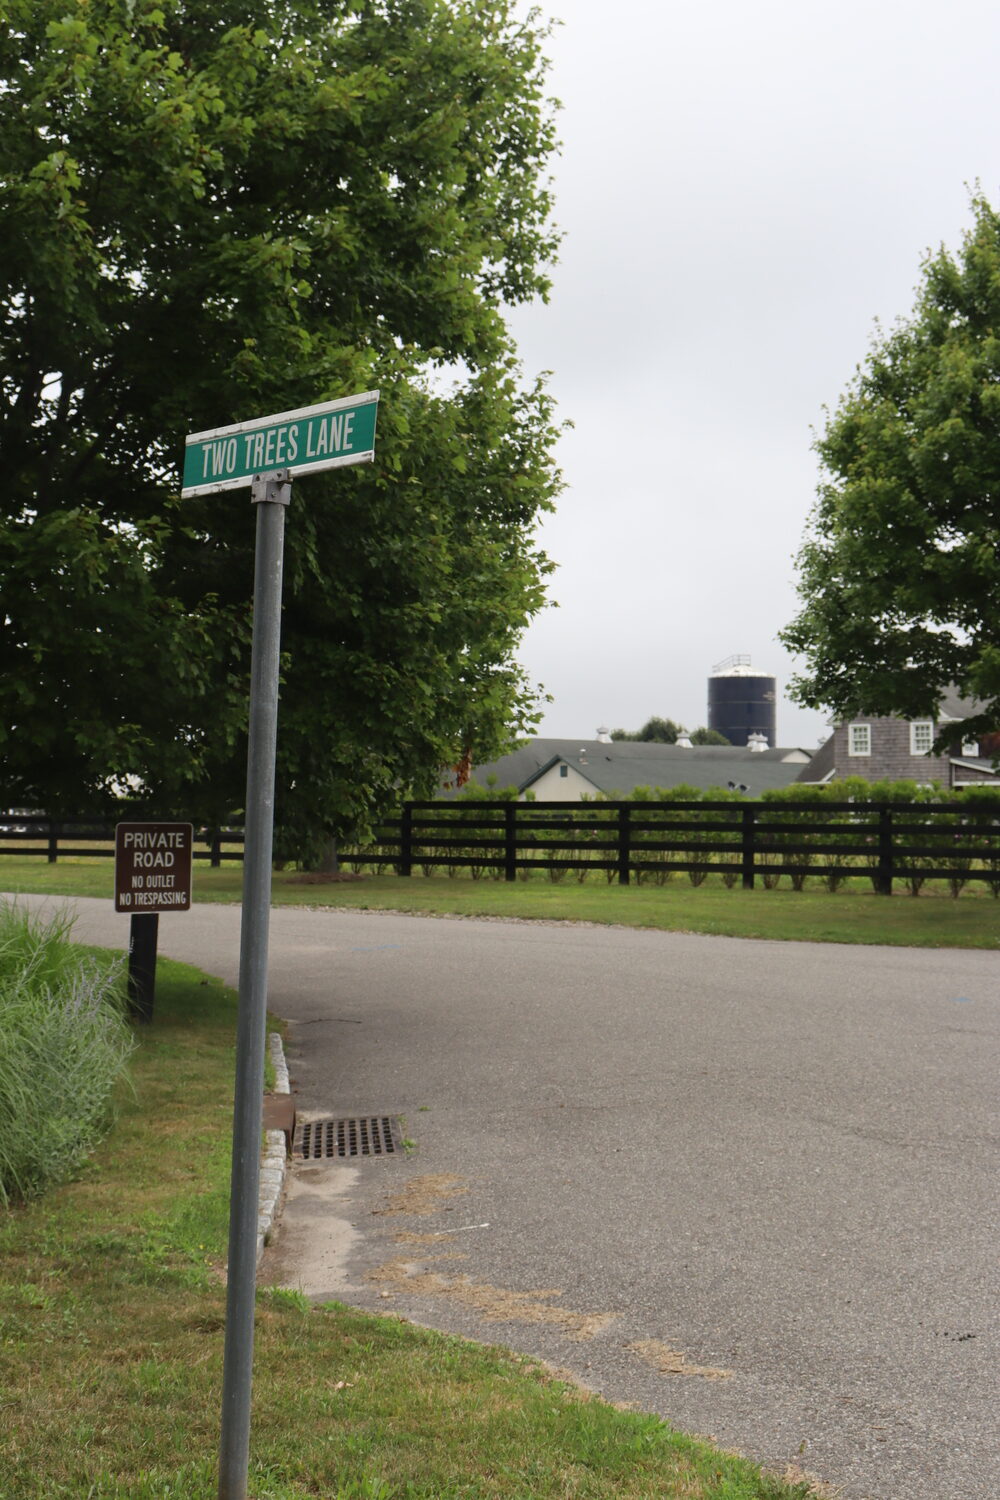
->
[708, 655, 777, 748]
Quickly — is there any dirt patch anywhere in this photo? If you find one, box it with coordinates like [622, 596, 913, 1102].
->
[532, 1360, 598, 1400]
[372, 1173, 468, 1217]
[774, 1466, 840, 1498]
[368, 1255, 614, 1341]
[627, 1337, 732, 1381]
[772, 1466, 840, 1498]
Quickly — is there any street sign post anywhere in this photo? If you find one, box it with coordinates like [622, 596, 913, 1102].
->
[114, 822, 193, 1023]
[189, 393, 378, 1500]
[181, 391, 378, 497]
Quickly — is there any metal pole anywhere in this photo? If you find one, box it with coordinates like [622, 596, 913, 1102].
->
[218, 469, 291, 1500]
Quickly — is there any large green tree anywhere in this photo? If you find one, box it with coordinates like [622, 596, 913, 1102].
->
[0, 0, 561, 851]
[782, 194, 1000, 744]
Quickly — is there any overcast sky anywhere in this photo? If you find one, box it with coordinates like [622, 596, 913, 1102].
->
[506, 0, 1000, 747]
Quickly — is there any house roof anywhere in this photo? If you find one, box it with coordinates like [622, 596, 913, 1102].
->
[936, 689, 983, 721]
[460, 738, 814, 798]
[793, 703, 1000, 784]
[949, 757, 999, 781]
[795, 736, 835, 783]
[818, 691, 983, 726]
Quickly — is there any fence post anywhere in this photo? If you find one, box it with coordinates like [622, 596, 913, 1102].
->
[399, 805, 413, 877]
[617, 804, 631, 886]
[504, 803, 517, 883]
[876, 806, 894, 895]
[48, 820, 59, 864]
[741, 806, 755, 890]
[210, 829, 223, 869]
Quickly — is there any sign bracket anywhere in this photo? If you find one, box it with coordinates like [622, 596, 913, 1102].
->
[250, 467, 292, 506]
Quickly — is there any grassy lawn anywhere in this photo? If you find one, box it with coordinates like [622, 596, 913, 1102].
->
[0, 955, 820, 1500]
[2, 853, 999, 947]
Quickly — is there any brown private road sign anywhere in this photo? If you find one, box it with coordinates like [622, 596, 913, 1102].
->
[115, 823, 193, 912]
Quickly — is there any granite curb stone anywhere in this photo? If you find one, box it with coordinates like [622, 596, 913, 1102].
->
[257, 1032, 290, 1264]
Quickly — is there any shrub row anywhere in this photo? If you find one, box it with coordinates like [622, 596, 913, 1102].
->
[340, 777, 1000, 894]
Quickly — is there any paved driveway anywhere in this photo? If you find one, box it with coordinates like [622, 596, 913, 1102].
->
[11, 893, 998, 1500]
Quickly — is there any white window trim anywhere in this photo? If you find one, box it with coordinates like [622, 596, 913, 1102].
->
[961, 739, 980, 758]
[909, 720, 934, 757]
[847, 722, 871, 757]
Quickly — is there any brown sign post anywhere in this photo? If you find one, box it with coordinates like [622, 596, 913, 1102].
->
[115, 822, 193, 1022]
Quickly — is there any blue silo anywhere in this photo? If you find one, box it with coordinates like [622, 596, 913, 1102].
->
[707, 656, 777, 748]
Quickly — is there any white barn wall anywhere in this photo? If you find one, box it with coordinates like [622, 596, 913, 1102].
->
[523, 763, 598, 801]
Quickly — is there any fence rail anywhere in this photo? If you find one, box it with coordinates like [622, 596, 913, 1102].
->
[0, 816, 245, 867]
[343, 799, 1000, 895]
[5, 800, 1000, 895]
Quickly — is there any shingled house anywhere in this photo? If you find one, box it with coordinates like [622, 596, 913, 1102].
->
[795, 690, 1000, 788]
[451, 737, 812, 801]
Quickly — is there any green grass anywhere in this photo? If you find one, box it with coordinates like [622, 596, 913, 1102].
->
[2, 853, 999, 947]
[0, 954, 820, 1499]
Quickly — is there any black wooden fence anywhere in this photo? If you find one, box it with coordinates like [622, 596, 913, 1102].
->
[5, 800, 1000, 894]
[0, 815, 245, 867]
[343, 798, 1000, 895]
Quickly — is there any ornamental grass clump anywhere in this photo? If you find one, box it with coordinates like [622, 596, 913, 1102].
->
[0, 902, 134, 1206]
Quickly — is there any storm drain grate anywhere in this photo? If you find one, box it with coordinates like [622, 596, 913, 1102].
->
[295, 1116, 403, 1160]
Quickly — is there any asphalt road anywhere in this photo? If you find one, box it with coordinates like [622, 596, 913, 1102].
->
[12, 892, 998, 1500]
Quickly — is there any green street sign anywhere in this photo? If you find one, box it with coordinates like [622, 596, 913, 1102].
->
[181, 390, 378, 497]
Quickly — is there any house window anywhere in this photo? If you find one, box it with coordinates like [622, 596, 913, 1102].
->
[909, 720, 934, 756]
[847, 723, 871, 757]
[962, 739, 980, 758]
[559, 764, 568, 778]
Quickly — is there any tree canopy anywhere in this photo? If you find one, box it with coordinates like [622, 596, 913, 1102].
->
[611, 717, 729, 745]
[0, 0, 561, 851]
[782, 194, 1000, 744]
[611, 716, 684, 743]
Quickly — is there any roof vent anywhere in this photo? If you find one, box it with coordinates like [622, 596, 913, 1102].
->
[747, 732, 769, 752]
[675, 733, 693, 748]
[596, 725, 612, 743]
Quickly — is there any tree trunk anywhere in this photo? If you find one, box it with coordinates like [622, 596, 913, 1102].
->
[317, 835, 339, 874]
